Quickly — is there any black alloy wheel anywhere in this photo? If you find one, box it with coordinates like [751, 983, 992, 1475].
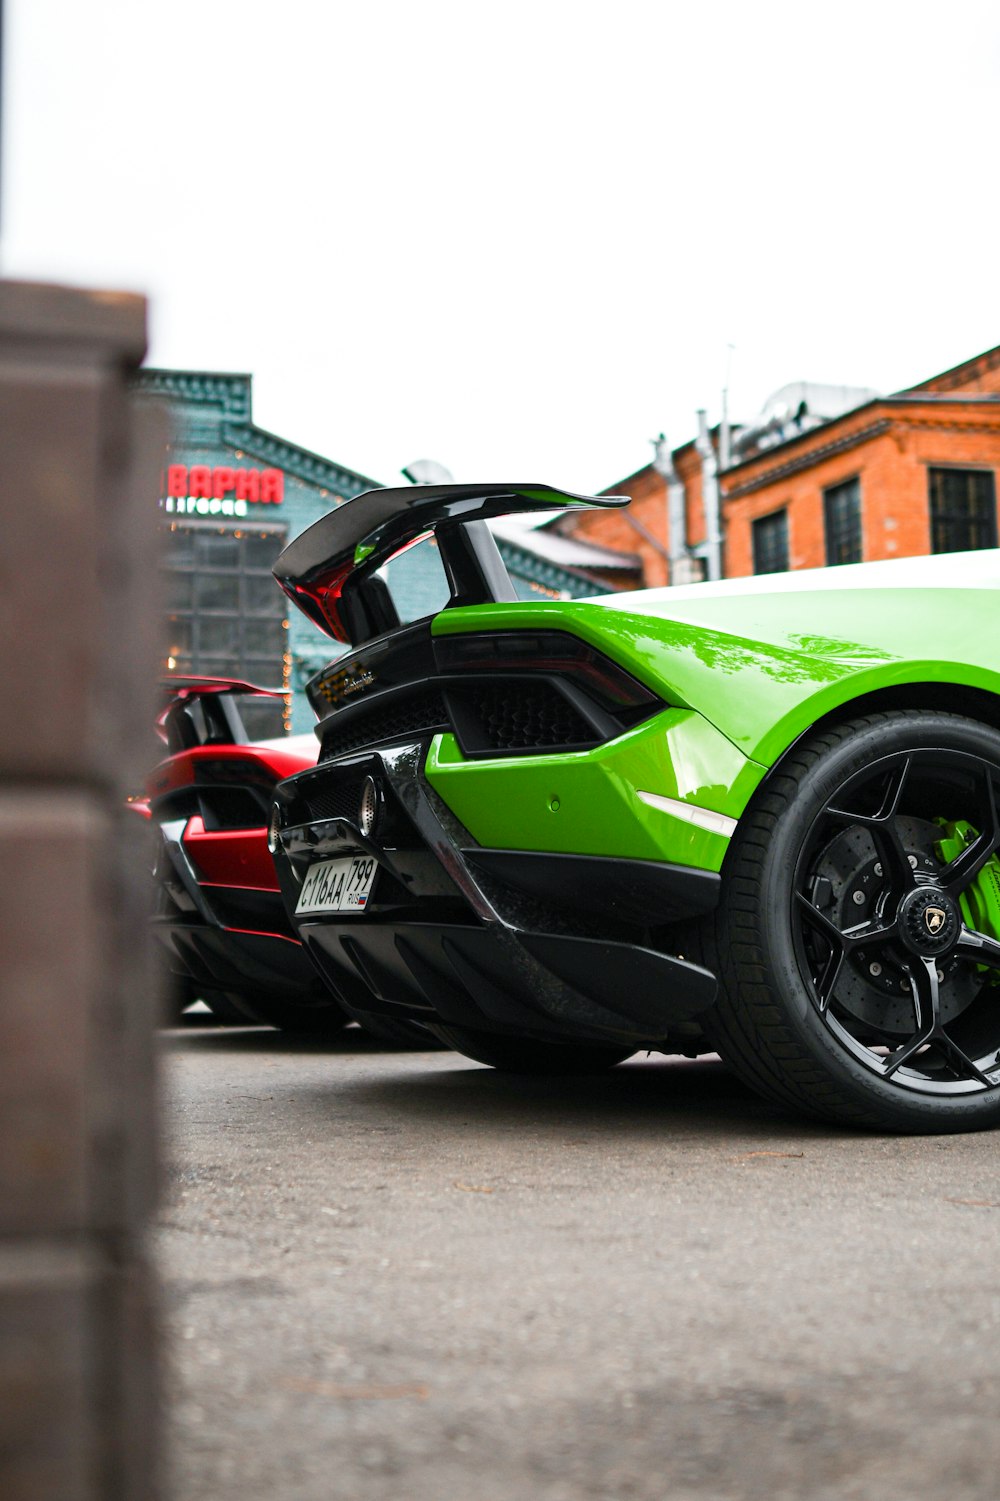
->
[702, 712, 1000, 1132]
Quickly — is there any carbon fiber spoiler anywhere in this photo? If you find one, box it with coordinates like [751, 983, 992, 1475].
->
[272, 482, 630, 646]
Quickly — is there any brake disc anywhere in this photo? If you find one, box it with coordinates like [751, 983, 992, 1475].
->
[807, 816, 977, 1036]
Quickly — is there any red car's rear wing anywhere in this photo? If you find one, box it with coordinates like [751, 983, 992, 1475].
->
[158, 676, 283, 752]
[272, 483, 630, 647]
[160, 675, 283, 699]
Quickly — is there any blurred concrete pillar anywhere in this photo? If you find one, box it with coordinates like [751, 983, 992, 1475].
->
[0, 282, 163, 1500]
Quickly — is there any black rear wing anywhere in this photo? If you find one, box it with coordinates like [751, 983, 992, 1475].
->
[272, 482, 630, 647]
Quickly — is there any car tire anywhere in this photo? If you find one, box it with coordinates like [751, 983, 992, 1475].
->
[699, 710, 1000, 1133]
[227, 991, 350, 1035]
[343, 1009, 445, 1049]
[200, 988, 261, 1026]
[431, 1023, 634, 1074]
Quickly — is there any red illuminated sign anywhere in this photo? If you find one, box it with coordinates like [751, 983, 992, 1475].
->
[161, 464, 285, 517]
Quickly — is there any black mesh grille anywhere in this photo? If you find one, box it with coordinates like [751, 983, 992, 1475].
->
[300, 778, 366, 823]
[321, 690, 449, 760]
[462, 681, 595, 752]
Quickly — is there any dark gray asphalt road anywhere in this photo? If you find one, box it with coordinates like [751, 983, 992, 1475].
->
[159, 1023, 1000, 1501]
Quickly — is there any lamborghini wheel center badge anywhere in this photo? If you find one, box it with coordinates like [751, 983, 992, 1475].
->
[899, 888, 960, 957]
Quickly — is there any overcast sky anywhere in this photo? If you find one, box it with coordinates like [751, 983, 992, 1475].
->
[3, 1, 998, 494]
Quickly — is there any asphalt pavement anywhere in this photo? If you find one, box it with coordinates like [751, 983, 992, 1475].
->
[158, 1021, 1000, 1501]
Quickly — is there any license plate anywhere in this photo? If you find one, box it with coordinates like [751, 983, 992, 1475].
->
[295, 855, 377, 916]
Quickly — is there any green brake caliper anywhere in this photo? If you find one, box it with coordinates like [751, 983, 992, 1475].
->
[935, 820, 1000, 982]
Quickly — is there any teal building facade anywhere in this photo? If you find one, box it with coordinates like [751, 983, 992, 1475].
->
[137, 369, 378, 735]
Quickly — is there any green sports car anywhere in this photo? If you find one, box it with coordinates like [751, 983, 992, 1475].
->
[267, 483, 1000, 1133]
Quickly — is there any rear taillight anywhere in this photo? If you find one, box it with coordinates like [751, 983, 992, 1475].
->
[434, 631, 658, 715]
[285, 564, 354, 644]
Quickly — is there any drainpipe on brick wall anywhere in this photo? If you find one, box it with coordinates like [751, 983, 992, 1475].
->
[651, 434, 688, 584]
[719, 386, 732, 472]
[696, 409, 722, 582]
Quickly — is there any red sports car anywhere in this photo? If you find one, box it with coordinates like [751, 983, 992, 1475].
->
[145, 677, 351, 1030]
[146, 678, 433, 1044]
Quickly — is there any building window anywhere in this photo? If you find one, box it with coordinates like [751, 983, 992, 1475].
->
[824, 477, 862, 565]
[752, 509, 789, 574]
[929, 468, 997, 553]
[162, 523, 288, 737]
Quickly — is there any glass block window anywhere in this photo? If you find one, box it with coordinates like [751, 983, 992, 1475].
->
[752, 509, 789, 574]
[929, 468, 997, 554]
[161, 523, 288, 737]
[824, 477, 862, 566]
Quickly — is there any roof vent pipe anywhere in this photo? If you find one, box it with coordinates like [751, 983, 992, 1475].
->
[651, 434, 688, 582]
[719, 386, 732, 472]
[696, 409, 722, 582]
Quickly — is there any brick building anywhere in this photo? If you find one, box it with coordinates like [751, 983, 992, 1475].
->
[549, 345, 1000, 586]
[550, 428, 717, 590]
[724, 347, 1000, 576]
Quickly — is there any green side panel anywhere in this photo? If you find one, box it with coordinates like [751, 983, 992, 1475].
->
[432, 586, 1000, 768]
[425, 708, 766, 874]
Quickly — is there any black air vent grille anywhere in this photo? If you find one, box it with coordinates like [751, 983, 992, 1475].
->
[458, 680, 596, 752]
[322, 690, 450, 761]
[152, 786, 270, 831]
[300, 779, 366, 824]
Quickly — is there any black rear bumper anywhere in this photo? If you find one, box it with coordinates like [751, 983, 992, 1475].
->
[150, 814, 320, 1003]
[152, 918, 319, 1002]
[272, 744, 720, 1048]
[299, 916, 715, 1046]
